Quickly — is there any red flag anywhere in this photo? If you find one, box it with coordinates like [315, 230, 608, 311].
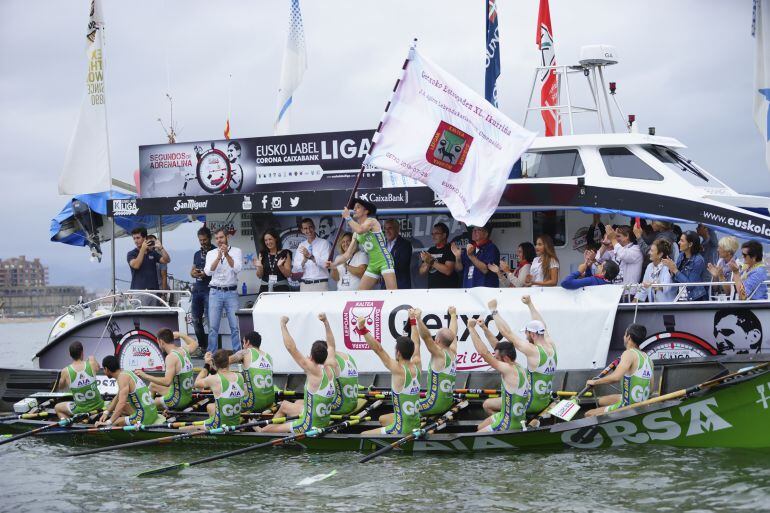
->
[224, 119, 231, 140]
[536, 0, 561, 136]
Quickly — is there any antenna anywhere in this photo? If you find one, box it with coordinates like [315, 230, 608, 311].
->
[157, 93, 178, 144]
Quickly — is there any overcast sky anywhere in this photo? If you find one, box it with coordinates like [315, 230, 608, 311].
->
[0, 0, 766, 290]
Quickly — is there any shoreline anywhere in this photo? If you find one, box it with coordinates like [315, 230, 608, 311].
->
[0, 317, 55, 324]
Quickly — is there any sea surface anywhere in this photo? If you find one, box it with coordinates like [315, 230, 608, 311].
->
[0, 320, 769, 513]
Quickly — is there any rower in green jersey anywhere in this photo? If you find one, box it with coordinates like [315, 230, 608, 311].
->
[96, 355, 164, 427]
[260, 315, 337, 433]
[330, 353, 362, 416]
[135, 329, 197, 411]
[486, 296, 558, 414]
[413, 306, 458, 416]
[329, 197, 397, 290]
[585, 323, 654, 417]
[359, 315, 421, 435]
[54, 341, 105, 419]
[229, 331, 275, 414]
[468, 319, 530, 432]
[182, 349, 246, 431]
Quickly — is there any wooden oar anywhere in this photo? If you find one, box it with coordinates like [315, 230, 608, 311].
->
[65, 415, 300, 457]
[137, 399, 384, 477]
[0, 411, 96, 446]
[0, 411, 53, 423]
[541, 358, 621, 425]
[358, 400, 469, 464]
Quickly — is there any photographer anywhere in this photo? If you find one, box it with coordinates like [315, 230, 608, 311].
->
[190, 226, 213, 355]
[127, 227, 170, 305]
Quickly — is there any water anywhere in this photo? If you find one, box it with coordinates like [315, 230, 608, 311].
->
[0, 321, 769, 513]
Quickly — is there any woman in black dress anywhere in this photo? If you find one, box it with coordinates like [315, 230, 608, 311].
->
[256, 228, 292, 294]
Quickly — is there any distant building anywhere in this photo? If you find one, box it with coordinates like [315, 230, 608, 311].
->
[0, 256, 91, 318]
[0, 256, 48, 288]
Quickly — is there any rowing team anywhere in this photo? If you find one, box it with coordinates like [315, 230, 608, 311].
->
[53, 295, 655, 434]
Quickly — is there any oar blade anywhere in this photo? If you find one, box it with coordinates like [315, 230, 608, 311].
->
[136, 462, 190, 478]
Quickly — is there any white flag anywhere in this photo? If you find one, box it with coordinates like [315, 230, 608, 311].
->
[274, 0, 307, 136]
[365, 47, 536, 226]
[59, 0, 111, 195]
[754, 0, 770, 172]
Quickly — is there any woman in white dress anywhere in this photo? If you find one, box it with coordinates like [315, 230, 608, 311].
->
[635, 238, 677, 302]
[526, 235, 560, 287]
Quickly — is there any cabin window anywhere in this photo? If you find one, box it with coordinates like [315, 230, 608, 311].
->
[645, 145, 726, 187]
[532, 210, 567, 247]
[599, 147, 664, 181]
[518, 150, 584, 178]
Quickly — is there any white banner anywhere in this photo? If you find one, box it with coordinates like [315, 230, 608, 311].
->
[59, 0, 111, 195]
[252, 286, 623, 373]
[365, 46, 536, 227]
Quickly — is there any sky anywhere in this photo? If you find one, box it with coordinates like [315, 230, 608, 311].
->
[0, 0, 767, 291]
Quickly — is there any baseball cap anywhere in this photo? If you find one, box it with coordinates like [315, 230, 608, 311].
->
[520, 320, 546, 335]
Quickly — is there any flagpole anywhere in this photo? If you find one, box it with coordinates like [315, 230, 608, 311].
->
[328, 39, 417, 254]
[100, 0, 114, 199]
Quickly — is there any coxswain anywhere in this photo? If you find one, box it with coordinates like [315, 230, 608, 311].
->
[468, 318, 530, 432]
[182, 349, 246, 431]
[229, 331, 275, 414]
[359, 315, 421, 435]
[585, 323, 654, 417]
[54, 341, 105, 419]
[414, 306, 458, 416]
[328, 198, 398, 290]
[488, 296, 557, 414]
[259, 316, 336, 433]
[135, 329, 197, 411]
[96, 355, 164, 427]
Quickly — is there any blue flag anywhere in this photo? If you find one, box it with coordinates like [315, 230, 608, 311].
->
[485, 0, 500, 106]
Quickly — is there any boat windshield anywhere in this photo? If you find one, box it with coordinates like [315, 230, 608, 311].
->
[518, 149, 584, 178]
[645, 145, 728, 188]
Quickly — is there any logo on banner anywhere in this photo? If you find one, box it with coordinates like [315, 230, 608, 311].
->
[113, 199, 139, 216]
[342, 300, 384, 350]
[173, 199, 208, 212]
[426, 121, 473, 173]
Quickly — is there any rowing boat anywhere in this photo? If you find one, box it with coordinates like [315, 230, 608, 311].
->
[2, 363, 768, 454]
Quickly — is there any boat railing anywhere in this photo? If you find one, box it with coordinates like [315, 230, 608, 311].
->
[620, 279, 770, 303]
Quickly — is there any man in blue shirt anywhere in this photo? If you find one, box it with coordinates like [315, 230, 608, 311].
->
[561, 256, 620, 289]
[452, 224, 500, 288]
[190, 226, 212, 355]
[126, 227, 170, 305]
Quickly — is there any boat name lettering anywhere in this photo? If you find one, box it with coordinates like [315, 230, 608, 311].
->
[173, 199, 208, 211]
[756, 382, 770, 409]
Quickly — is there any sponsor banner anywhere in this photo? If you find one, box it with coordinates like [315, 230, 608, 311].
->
[252, 286, 622, 373]
[139, 130, 424, 198]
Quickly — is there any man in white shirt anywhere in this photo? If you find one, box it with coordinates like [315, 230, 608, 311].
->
[292, 218, 332, 292]
[204, 228, 243, 353]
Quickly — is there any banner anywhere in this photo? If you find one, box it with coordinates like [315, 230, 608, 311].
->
[365, 47, 536, 227]
[536, 0, 562, 137]
[59, 0, 111, 195]
[485, 0, 501, 107]
[274, 0, 307, 135]
[754, 0, 770, 172]
[138, 130, 398, 198]
[252, 286, 623, 373]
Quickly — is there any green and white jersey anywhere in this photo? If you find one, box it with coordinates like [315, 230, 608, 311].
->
[332, 353, 359, 415]
[161, 348, 194, 409]
[419, 349, 456, 415]
[354, 225, 394, 277]
[608, 349, 653, 412]
[526, 345, 557, 413]
[206, 373, 246, 428]
[291, 366, 337, 433]
[383, 364, 421, 435]
[66, 362, 104, 414]
[125, 370, 159, 425]
[490, 363, 530, 431]
[242, 348, 274, 412]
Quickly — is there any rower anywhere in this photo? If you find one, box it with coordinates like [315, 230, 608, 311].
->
[467, 319, 530, 432]
[585, 323, 654, 417]
[54, 341, 105, 419]
[182, 349, 246, 431]
[259, 315, 336, 433]
[487, 296, 557, 414]
[359, 315, 421, 435]
[134, 329, 197, 411]
[96, 355, 164, 427]
[414, 306, 458, 416]
[323, 313, 363, 417]
[328, 198, 397, 290]
[229, 331, 275, 414]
